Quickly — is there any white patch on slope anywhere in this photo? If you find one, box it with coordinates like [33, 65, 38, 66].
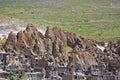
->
[38, 28, 45, 35]
[97, 45, 105, 51]
[0, 18, 45, 39]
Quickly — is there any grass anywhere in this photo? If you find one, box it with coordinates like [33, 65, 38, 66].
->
[66, 46, 73, 53]
[0, 40, 6, 46]
[0, 0, 120, 41]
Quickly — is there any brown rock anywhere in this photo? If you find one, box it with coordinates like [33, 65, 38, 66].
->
[33, 38, 46, 55]
[5, 25, 99, 67]
[68, 45, 97, 69]
[45, 27, 68, 65]
[5, 32, 17, 51]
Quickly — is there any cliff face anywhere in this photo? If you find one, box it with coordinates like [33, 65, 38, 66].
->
[4, 24, 97, 68]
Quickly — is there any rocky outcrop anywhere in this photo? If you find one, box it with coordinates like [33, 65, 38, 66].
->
[45, 27, 68, 65]
[4, 24, 98, 69]
[66, 32, 97, 54]
[73, 46, 97, 68]
[4, 32, 17, 51]
[4, 24, 120, 73]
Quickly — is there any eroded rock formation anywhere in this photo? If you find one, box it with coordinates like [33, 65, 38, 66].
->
[4, 24, 99, 69]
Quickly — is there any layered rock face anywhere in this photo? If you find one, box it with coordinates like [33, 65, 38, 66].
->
[4, 24, 98, 68]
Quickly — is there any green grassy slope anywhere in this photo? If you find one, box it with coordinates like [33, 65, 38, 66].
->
[0, 0, 120, 41]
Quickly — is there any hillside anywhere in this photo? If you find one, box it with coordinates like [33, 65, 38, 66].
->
[0, 0, 120, 41]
